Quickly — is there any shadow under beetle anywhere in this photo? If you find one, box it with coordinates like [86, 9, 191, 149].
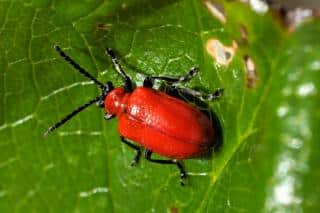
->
[45, 46, 223, 185]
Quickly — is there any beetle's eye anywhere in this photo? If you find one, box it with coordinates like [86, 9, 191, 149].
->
[102, 82, 114, 96]
[105, 81, 114, 93]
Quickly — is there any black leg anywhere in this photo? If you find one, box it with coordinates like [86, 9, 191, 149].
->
[170, 86, 224, 101]
[143, 67, 199, 88]
[120, 136, 141, 166]
[144, 149, 187, 186]
[105, 48, 133, 92]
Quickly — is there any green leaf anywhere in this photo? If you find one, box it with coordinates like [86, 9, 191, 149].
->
[0, 0, 319, 212]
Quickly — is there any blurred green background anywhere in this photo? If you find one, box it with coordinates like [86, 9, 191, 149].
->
[0, 0, 319, 212]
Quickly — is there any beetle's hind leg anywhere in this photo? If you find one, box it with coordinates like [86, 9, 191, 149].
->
[120, 136, 141, 166]
[144, 149, 187, 186]
[143, 67, 199, 88]
[169, 86, 224, 101]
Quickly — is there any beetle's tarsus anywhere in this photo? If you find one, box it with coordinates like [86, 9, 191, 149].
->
[104, 113, 114, 120]
[130, 150, 141, 167]
[180, 178, 186, 186]
[120, 136, 142, 166]
[208, 88, 224, 101]
[144, 150, 187, 186]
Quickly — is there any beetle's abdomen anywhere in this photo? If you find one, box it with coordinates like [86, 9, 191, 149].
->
[118, 87, 214, 159]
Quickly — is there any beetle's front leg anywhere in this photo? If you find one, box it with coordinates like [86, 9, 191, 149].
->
[144, 149, 187, 186]
[120, 136, 142, 166]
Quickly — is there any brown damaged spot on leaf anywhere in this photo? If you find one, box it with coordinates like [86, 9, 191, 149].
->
[239, 24, 249, 45]
[206, 39, 238, 66]
[94, 23, 112, 32]
[204, 1, 226, 24]
[170, 206, 179, 213]
[244, 55, 258, 88]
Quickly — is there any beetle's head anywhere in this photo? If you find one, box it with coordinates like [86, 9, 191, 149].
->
[104, 86, 128, 117]
[96, 81, 114, 108]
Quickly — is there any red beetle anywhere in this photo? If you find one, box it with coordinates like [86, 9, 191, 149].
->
[45, 46, 223, 185]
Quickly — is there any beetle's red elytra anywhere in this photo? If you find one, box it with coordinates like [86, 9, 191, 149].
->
[45, 46, 223, 185]
[107, 86, 214, 159]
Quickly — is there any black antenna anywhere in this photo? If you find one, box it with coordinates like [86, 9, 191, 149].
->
[55, 45, 105, 89]
[105, 48, 132, 91]
[44, 95, 101, 136]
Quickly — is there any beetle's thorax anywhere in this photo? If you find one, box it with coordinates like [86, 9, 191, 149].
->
[104, 87, 130, 116]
